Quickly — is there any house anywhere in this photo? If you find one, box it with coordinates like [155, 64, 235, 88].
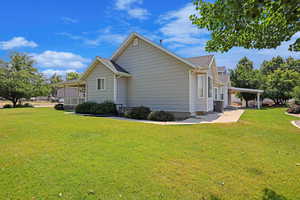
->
[58, 32, 239, 118]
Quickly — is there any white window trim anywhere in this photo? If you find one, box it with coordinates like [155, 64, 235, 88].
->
[97, 77, 106, 91]
[207, 75, 213, 98]
[197, 74, 205, 99]
[214, 87, 218, 100]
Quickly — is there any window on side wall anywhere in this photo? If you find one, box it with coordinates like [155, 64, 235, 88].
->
[208, 76, 212, 98]
[214, 87, 218, 100]
[97, 78, 105, 90]
[197, 75, 205, 98]
[220, 87, 224, 100]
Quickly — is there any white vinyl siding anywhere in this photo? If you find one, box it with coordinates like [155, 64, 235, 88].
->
[191, 73, 207, 112]
[116, 77, 128, 106]
[197, 75, 205, 98]
[86, 63, 114, 103]
[114, 38, 190, 112]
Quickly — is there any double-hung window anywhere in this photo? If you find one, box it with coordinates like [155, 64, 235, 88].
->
[208, 76, 212, 98]
[97, 78, 105, 90]
[214, 87, 218, 100]
[220, 87, 224, 100]
[197, 75, 205, 98]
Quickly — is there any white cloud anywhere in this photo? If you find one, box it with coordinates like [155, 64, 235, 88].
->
[42, 69, 76, 77]
[158, 3, 208, 46]
[115, 0, 149, 20]
[58, 29, 127, 46]
[127, 8, 149, 20]
[115, 0, 142, 10]
[61, 17, 78, 24]
[31, 51, 90, 69]
[0, 37, 38, 50]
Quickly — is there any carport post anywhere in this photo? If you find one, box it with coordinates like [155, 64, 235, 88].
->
[257, 93, 260, 109]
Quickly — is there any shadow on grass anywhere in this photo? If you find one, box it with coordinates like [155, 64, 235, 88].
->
[262, 188, 288, 200]
[207, 189, 289, 200]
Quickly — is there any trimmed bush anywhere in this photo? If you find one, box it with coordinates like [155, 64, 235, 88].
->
[125, 106, 151, 120]
[92, 101, 117, 115]
[15, 103, 34, 108]
[147, 111, 175, 121]
[3, 104, 12, 109]
[23, 103, 34, 107]
[287, 104, 300, 114]
[54, 103, 64, 110]
[75, 101, 117, 115]
[75, 102, 98, 114]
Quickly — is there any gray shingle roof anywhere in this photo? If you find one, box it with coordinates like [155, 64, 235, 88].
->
[184, 55, 214, 68]
[99, 57, 129, 74]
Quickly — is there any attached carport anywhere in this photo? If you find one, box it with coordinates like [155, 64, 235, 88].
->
[229, 87, 264, 109]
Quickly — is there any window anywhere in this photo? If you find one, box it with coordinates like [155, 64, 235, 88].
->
[214, 87, 218, 100]
[220, 87, 224, 100]
[208, 76, 212, 98]
[197, 75, 205, 98]
[97, 78, 105, 90]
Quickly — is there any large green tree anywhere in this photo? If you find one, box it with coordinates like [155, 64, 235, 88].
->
[190, 0, 299, 52]
[230, 57, 261, 107]
[263, 69, 300, 105]
[261, 56, 300, 75]
[260, 56, 300, 104]
[66, 71, 80, 81]
[49, 73, 63, 97]
[0, 53, 50, 107]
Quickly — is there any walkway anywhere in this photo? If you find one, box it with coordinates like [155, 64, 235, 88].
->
[108, 109, 245, 125]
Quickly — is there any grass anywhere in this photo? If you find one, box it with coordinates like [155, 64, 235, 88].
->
[0, 108, 299, 200]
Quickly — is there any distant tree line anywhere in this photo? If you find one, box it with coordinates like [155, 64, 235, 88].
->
[0, 52, 81, 107]
[230, 56, 300, 107]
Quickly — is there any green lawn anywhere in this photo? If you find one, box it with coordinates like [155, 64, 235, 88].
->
[0, 108, 299, 200]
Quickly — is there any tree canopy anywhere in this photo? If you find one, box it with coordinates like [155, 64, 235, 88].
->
[49, 74, 63, 97]
[0, 53, 50, 107]
[190, 0, 300, 52]
[230, 57, 261, 107]
[66, 72, 80, 81]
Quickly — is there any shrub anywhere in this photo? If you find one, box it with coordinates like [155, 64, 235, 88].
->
[292, 86, 300, 104]
[3, 104, 12, 108]
[23, 103, 34, 107]
[147, 111, 175, 121]
[15, 103, 34, 108]
[91, 101, 117, 115]
[54, 103, 64, 110]
[75, 101, 117, 115]
[125, 106, 151, 120]
[75, 102, 98, 114]
[287, 104, 300, 114]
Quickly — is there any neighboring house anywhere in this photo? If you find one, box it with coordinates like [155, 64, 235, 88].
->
[59, 32, 235, 118]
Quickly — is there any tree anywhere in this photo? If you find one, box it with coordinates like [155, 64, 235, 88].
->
[261, 56, 300, 75]
[230, 57, 261, 107]
[263, 69, 300, 105]
[66, 71, 80, 80]
[0, 52, 50, 107]
[49, 73, 63, 97]
[190, 0, 299, 52]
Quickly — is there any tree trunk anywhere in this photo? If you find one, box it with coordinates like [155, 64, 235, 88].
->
[245, 100, 249, 108]
[12, 100, 17, 108]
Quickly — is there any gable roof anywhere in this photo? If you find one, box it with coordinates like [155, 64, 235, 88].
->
[111, 32, 198, 69]
[80, 56, 131, 81]
[184, 55, 214, 68]
[217, 66, 226, 72]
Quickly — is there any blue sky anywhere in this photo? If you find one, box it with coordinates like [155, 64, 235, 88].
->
[0, 0, 299, 77]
